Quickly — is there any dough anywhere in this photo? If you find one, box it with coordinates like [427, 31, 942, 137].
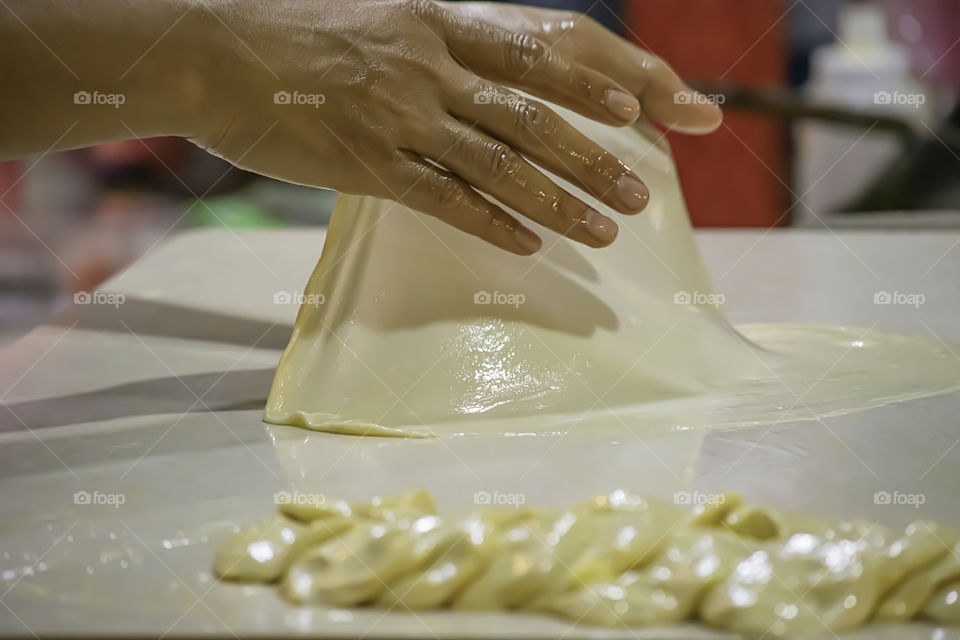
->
[248, 96, 960, 634]
[264, 104, 960, 438]
[216, 489, 960, 635]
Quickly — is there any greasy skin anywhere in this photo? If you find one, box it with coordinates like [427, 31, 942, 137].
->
[0, 0, 721, 254]
[200, 0, 721, 254]
[216, 489, 960, 636]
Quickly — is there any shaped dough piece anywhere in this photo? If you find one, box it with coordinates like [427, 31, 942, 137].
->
[539, 527, 751, 627]
[214, 515, 353, 582]
[923, 579, 960, 624]
[700, 533, 883, 635]
[282, 516, 446, 606]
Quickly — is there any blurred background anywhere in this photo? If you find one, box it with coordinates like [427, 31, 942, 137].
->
[1, 0, 958, 346]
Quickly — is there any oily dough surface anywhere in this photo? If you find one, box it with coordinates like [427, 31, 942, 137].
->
[215, 489, 960, 636]
[264, 103, 960, 437]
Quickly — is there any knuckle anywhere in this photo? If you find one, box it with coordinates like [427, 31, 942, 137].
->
[514, 101, 558, 138]
[488, 144, 523, 181]
[396, 44, 432, 68]
[407, 0, 444, 24]
[429, 173, 465, 209]
[505, 32, 545, 74]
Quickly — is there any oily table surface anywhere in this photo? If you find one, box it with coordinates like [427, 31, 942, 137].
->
[1, 227, 959, 639]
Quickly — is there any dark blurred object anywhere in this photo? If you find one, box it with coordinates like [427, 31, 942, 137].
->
[625, 1, 789, 227]
[785, 0, 840, 88]
[695, 82, 923, 144]
[695, 83, 960, 213]
[844, 99, 960, 212]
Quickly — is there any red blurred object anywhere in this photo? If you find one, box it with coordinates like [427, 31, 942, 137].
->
[624, 1, 789, 227]
[0, 161, 20, 220]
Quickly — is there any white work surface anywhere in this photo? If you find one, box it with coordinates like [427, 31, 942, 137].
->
[1, 227, 959, 639]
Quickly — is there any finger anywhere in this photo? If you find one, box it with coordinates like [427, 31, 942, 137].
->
[391, 151, 542, 256]
[450, 85, 649, 214]
[441, 18, 640, 126]
[613, 48, 722, 135]
[558, 18, 723, 134]
[443, 5, 722, 135]
[422, 118, 617, 247]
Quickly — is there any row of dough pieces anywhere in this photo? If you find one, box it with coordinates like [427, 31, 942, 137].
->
[215, 489, 960, 636]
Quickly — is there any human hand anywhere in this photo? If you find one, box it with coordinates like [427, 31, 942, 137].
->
[196, 0, 722, 254]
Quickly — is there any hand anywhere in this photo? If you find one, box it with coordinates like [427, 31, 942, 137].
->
[195, 0, 721, 255]
[440, 2, 723, 136]
[1, 0, 720, 254]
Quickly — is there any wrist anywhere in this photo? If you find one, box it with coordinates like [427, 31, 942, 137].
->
[125, 0, 219, 140]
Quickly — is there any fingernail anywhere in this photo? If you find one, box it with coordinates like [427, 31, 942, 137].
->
[585, 209, 618, 244]
[604, 89, 640, 121]
[513, 227, 542, 254]
[617, 175, 649, 211]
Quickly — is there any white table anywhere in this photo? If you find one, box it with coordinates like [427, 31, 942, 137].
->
[1, 228, 958, 639]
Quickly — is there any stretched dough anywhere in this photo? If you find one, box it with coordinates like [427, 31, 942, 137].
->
[265, 106, 960, 437]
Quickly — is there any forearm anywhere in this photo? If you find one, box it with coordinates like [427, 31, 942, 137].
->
[0, 0, 723, 255]
[0, 0, 213, 159]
